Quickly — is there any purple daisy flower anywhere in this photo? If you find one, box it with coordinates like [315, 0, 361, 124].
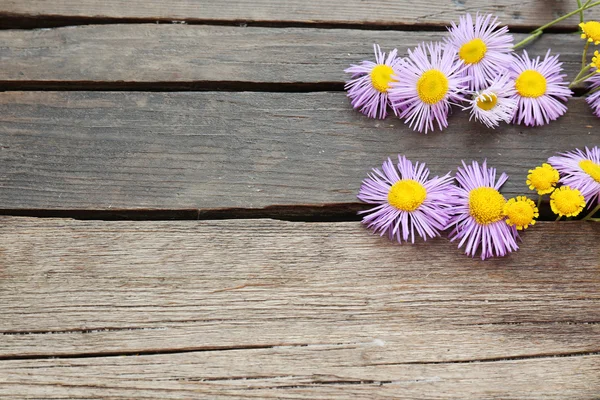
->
[389, 42, 469, 134]
[463, 75, 517, 128]
[446, 13, 514, 90]
[447, 160, 519, 260]
[357, 155, 455, 244]
[548, 146, 600, 206]
[584, 70, 600, 117]
[344, 44, 404, 119]
[508, 50, 572, 127]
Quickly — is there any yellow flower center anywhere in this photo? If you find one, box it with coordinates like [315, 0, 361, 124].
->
[579, 159, 600, 182]
[580, 21, 600, 44]
[476, 93, 498, 111]
[526, 163, 560, 195]
[469, 187, 506, 225]
[550, 186, 586, 217]
[503, 196, 539, 230]
[515, 70, 547, 98]
[417, 69, 449, 105]
[459, 38, 488, 64]
[387, 179, 427, 212]
[370, 64, 396, 93]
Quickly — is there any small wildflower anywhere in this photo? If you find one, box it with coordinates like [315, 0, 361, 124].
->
[580, 21, 600, 45]
[526, 163, 560, 195]
[357, 155, 455, 243]
[503, 196, 539, 230]
[463, 75, 517, 128]
[550, 186, 586, 217]
[549, 146, 600, 206]
[509, 50, 572, 127]
[446, 13, 514, 90]
[447, 160, 519, 260]
[389, 42, 469, 133]
[345, 44, 404, 119]
[584, 71, 600, 117]
[590, 50, 600, 73]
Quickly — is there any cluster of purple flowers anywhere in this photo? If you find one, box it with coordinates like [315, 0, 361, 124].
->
[345, 14, 574, 132]
[358, 147, 600, 260]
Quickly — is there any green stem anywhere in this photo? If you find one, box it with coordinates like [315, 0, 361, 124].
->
[569, 71, 596, 88]
[589, 218, 600, 221]
[514, 1, 600, 50]
[569, 64, 593, 88]
[535, 1, 600, 32]
[514, 31, 543, 50]
[582, 40, 590, 70]
[537, 195, 543, 209]
[578, 0, 584, 23]
[582, 203, 600, 220]
[555, 215, 563, 221]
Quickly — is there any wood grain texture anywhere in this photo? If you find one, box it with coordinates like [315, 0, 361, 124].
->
[0, 217, 598, 398]
[0, 92, 598, 211]
[0, 217, 598, 357]
[1, 352, 599, 399]
[1, 0, 599, 29]
[0, 25, 589, 85]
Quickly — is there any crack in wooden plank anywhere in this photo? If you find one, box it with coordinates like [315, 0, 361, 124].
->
[370, 350, 600, 365]
[2, 327, 168, 335]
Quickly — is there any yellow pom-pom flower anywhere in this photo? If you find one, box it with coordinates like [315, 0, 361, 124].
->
[591, 50, 600, 73]
[550, 186, 586, 217]
[503, 196, 539, 230]
[580, 21, 600, 45]
[526, 163, 560, 195]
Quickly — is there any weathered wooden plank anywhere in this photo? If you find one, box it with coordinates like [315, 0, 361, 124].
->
[1, 351, 599, 399]
[0, 92, 597, 211]
[1, 0, 598, 29]
[0, 217, 598, 362]
[0, 25, 589, 85]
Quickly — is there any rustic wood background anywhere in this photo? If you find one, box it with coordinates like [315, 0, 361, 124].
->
[0, 1, 598, 399]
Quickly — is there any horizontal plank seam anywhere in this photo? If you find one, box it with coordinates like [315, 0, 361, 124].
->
[0, 204, 365, 222]
[0, 201, 578, 222]
[0, 81, 344, 93]
[0, 13, 578, 33]
[0, 81, 589, 97]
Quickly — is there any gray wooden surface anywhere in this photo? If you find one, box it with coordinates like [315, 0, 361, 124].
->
[0, 26, 588, 85]
[0, 92, 596, 211]
[0, 217, 598, 398]
[1, 1, 600, 398]
[1, 0, 599, 28]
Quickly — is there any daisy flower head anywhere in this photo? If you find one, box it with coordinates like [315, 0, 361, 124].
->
[580, 21, 600, 45]
[447, 160, 519, 260]
[344, 44, 404, 119]
[357, 155, 455, 244]
[550, 186, 586, 217]
[549, 146, 600, 206]
[503, 196, 539, 230]
[584, 68, 600, 117]
[589, 50, 600, 73]
[463, 75, 517, 128]
[446, 13, 514, 90]
[389, 42, 469, 134]
[509, 50, 572, 127]
[526, 163, 560, 195]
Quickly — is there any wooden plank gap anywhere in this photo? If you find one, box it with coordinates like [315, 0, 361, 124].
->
[0, 13, 573, 33]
